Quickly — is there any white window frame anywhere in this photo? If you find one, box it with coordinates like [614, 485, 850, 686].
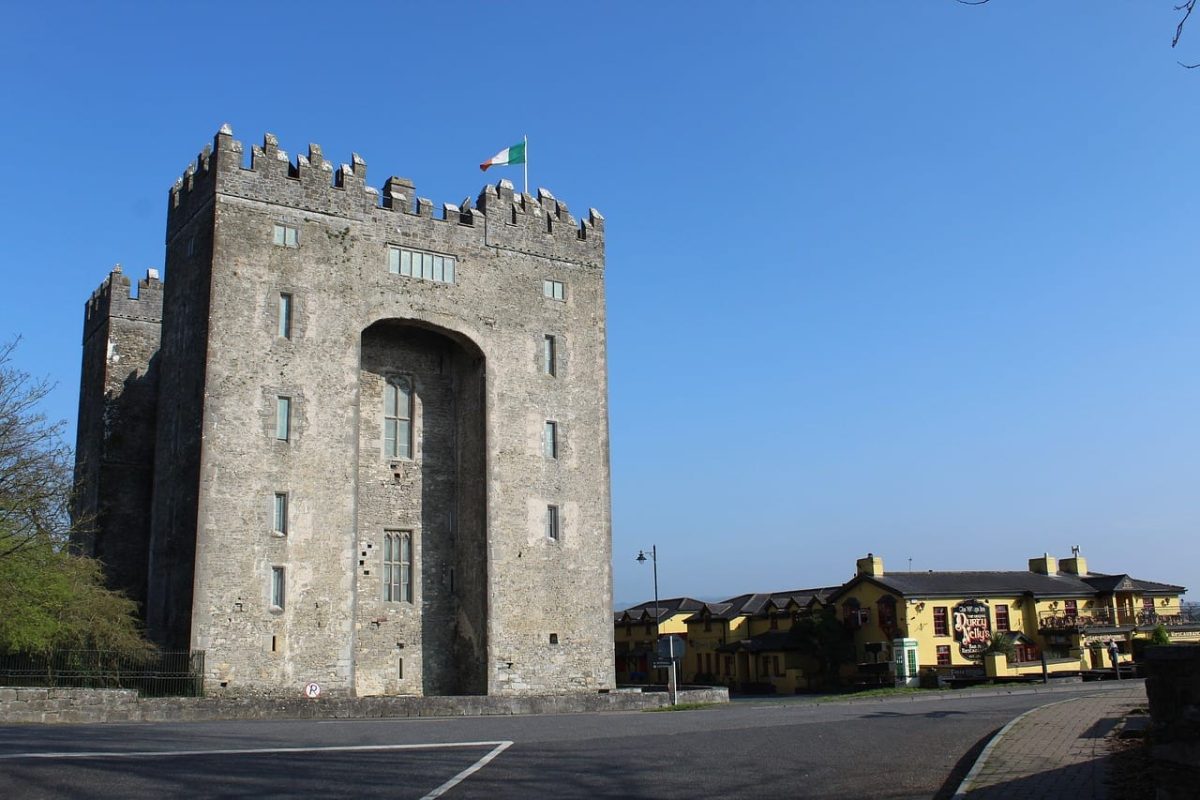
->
[384, 379, 413, 460]
[542, 279, 565, 301]
[273, 224, 299, 248]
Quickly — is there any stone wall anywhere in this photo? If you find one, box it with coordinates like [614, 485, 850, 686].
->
[1143, 644, 1200, 796]
[0, 687, 727, 725]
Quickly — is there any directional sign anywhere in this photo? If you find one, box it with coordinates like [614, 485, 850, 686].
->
[656, 634, 687, 661]
[651, 660, 674, 669]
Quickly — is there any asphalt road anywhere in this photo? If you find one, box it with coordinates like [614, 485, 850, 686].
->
[0, 683, 1130, 799]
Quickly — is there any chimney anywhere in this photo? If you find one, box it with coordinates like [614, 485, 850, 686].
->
[1060, 552, 1088, 576]
[1029, 553, 1058, 575]
[856, 553, 884, 578]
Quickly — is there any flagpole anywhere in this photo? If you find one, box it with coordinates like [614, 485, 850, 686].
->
[523, 134, 528, 196]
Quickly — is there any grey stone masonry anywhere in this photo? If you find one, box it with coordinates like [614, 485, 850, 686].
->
[76, 126, 614, 698]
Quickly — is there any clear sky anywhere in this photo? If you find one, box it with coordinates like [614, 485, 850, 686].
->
[2, 2, 1197, 609]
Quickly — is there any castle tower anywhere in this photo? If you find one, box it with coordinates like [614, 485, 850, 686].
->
[81, 126, 613, 696]
[73, 266, 164, 608]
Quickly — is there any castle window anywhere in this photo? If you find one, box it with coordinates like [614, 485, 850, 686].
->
[933, 606, 948, 636]
[384, 379, 412, 459]
[272, 493, 288, 536]
[388, 246, 455, 284]
[384, 530, 412, 603]
[273, 224, 299, 248]
[544, 421, 558, 459]
[278, 294, 293, 339]
[543, 334, 557, 376]
[546, 505, 560, 541]
[936, 645, 951, 665]
[543, 279, 565, 301]
[275, 396, 292, 441]
[271, 567, 286, 609]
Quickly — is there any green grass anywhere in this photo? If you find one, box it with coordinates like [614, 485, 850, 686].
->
[815, 686, 945, 702]
[644, 702, 719, 712]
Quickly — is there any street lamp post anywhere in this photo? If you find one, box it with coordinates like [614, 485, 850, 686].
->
[637, 545, 676, 703]
[636, 545, 660, 641]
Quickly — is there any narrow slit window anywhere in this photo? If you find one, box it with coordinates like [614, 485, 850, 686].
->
[543, 335, 557, 376]
[278, 293, 293, 339]
[384, 379, 412, 459]
[544, 421, 558, 459]
[271, 567, 285, 609]
[276, 396, 291, 441]
[546, 505, 560, 541]
[272, 493, 288, 536]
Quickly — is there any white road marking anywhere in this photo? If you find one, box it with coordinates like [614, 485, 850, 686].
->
[420, 740, 513, 799]
[0, 740, 512, 761]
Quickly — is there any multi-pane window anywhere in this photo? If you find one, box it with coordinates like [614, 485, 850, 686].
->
[1063, 599, 1078, 617]
[275, 396, 291, 441]
[383, 530, 412, 603]
[384, 379, 412, 459]
[543, 334, 557, 376]
[271, 567, 286, 608]
[278, 293, 293, 339]
[388, 246, 456, 284]
[272, 493, 288, 536]
[1143, 597, 1155, 612]
[546, 504, 560, 541]
[933, 606, 948, 636]
[936, 645, 951, 665]
[273, 224, 298, 247]
[995, 604, 1010, 632]
[542, 279, 565, 300]
[544, 421, 558, 459]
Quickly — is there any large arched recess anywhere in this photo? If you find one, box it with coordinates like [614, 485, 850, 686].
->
[358, 318, 487, 695]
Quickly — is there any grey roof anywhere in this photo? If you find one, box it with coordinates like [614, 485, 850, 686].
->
[615, 597, 706, 623]
[683, 587, 841, 623]
[832, 570, 1186, 601]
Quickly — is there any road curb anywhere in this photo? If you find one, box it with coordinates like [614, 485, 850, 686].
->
[950, 695, 1080, 798]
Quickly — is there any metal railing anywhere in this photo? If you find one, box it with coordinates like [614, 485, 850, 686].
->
[1038, 610, 1191, 630]
[0, 650, 204, 697]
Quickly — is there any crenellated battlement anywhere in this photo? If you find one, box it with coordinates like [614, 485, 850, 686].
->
[165, 126, 603, 261]
[83, 266, 165, 342]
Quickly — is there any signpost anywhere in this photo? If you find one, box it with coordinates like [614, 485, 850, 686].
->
[656, 635, 687, 705]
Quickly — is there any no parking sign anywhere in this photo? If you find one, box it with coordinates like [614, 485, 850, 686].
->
[304, 682, 322, 699]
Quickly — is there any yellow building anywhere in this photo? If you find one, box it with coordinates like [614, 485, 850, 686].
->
[830, 552, 1195, 683]
[613, 597, 704, 684]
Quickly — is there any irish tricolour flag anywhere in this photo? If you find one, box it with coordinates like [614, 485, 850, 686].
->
[480, 141, 526, 171]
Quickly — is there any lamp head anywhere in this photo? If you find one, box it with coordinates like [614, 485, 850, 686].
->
[636, 550, 647, 564]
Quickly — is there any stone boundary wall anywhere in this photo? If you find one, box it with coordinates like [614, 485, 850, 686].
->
[0, 687, 728, 725]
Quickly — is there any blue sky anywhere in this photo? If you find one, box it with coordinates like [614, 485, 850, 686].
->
[2, 2, 1197, 607]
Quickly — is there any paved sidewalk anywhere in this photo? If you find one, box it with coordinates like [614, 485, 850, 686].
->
[956, 680, 1147, 799]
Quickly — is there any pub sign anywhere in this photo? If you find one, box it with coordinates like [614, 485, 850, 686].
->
[953, 600, 992, 659]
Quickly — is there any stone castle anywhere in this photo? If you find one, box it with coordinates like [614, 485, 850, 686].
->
[74, 125, 614, 696]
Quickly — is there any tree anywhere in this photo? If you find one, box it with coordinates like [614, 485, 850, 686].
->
[981, 632, 1017, 663]
[791, 608, 856, 688]
[1150, 623, 1172, 646]
[0, 340, 150, 654]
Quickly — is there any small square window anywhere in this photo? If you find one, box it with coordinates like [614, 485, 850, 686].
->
[272, 493, 288, 536]
[543, 335, 557, 376]
[542, 279, 565, 301]
[273, 224, 299, 248]
[544, 421, 558, 459]
[546, 504, 560, 541]
[271, 566, 286, 609]
[276, 396, 292, 441]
